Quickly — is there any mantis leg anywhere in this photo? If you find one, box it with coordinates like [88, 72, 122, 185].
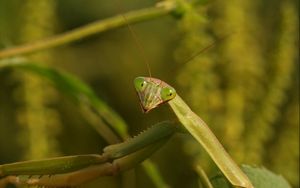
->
[0, 155, 107, 177]
[0, 121, 176, 187]
[9, 139, 169, 187]
[0, 176, 18, 187]
[168, 95, 253, 188]
[19, 163, 116, 187]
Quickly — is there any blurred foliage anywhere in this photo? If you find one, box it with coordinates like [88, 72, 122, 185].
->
[175, 0, 299, 187]
[0, 0, 298, 188]
[14, 0, 61, 160]
[211, 165, 291, 188]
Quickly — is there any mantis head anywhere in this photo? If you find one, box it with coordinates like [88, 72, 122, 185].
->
[134, 77, 176, 113]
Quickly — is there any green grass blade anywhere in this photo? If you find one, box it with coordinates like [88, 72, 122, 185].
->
[142, 160, 170, 188]
[195, 165, 214, 188]
[6, 62, 128, 142]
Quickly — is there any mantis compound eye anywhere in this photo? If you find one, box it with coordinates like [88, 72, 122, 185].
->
[134, 77, 147, 91]
[161, 87, 176, 101]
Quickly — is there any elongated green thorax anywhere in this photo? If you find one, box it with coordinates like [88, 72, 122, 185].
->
[133, 77, 253, 187]
[134, 77, 176, 113]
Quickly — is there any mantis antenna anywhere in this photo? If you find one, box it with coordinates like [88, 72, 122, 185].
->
[119, 3, 232, 72]
[117, 2, 152, 78]
[182, 32, 234, 64]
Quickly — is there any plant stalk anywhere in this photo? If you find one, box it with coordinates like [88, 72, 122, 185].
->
[0, 2, 175, 59]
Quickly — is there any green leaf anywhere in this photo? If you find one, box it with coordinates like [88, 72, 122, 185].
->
[3, 62, 128, 143]
[210, 165, 291, 188]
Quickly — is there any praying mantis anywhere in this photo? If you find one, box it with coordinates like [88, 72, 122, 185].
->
[0, 68, 254, 188]
[0, 1, 255, 188]
[0, 66, 254, 188]
[133, 77, 254, 188]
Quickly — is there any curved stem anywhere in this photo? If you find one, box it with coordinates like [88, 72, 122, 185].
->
[195, 165, 213, 188]
[0, 2, 175, 59]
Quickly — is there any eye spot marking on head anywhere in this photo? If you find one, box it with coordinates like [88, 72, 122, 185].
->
[134, 77, 147, 91]
[161, 87, 176, 101]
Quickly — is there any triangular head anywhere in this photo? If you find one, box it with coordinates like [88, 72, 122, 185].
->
[134, 77, 176, 113]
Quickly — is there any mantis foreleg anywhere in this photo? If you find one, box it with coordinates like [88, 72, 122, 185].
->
[0, 121, 175, 187]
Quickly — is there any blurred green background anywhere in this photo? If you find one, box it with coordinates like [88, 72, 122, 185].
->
[0, 0, 298, 187]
